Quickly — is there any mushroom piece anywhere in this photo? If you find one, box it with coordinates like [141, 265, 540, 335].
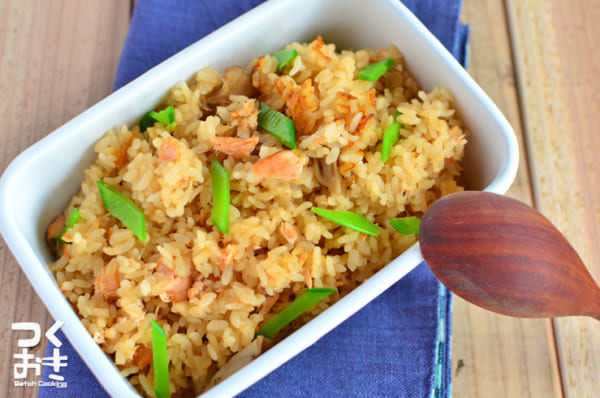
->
[381, 70, 404, 91]
[204, 336, 265, 389]
[204, 66, 258, 106]
[313, 158, 342, 195]
[45, 213, 66, 257]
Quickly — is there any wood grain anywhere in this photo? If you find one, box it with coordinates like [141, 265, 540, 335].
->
[506, 0, 600, 396]
[453, 0, 562, 397]
[0, 1, 130, 397]
[422, 191, 600, 318]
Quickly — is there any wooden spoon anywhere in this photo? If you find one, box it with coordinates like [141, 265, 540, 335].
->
[419, 191, 600, 320]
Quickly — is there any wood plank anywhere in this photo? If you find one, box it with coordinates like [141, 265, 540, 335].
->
[452, 1, 562, 397]
[0, 1, 131, 396]
[505, 0, 600, 397]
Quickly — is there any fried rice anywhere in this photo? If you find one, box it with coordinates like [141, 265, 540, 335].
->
[47, 36, 467, 397]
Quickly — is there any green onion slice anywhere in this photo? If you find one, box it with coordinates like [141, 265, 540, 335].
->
[311, 207, 381, 236]
[257, 102, 296, 149]
[390, 217, 421, 235]
[211, 158, 230, 234]
[358, 58, 395, 81]
[151, 320, 170, 398]
[381, 111, 402, 162]
[58, 208, 80, 243]
[272, 48, 298, 72]
[139, 113, 156, 132]
[256, 288, 335, 338]
[97, 180, 147, 242]
[140, 106, 176, 132]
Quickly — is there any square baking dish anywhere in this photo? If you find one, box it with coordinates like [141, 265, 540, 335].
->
[0, 0, 518, 396]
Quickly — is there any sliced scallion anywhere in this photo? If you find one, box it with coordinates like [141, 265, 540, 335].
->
[256, 288, 335, 338]
[58, 208, 80, 243]
[272, 48, 298, 72]
[358, 58, 395, 81]
[390, 217, 421, 235]
[97, 180, 147, 242]
[311, 207, 381, 236]
[381, 111, 402, 162]
[211, 158, 230, 234]
[140, 106, 176, 132]
[151, 320, 170, 398]
[139, 113, 156, 132]
[257, 102, 296, 149]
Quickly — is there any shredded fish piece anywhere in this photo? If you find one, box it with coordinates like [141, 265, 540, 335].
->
[210, 136, 259, 158]
[252, 150, 305, 180]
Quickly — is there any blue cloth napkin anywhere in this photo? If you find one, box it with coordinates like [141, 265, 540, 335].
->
[41, 1, 468, 396]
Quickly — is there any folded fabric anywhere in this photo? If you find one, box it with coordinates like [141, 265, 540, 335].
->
[41, 1, 468, 396]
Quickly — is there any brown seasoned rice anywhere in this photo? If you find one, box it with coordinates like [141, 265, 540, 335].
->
[48, 36, 467, 397]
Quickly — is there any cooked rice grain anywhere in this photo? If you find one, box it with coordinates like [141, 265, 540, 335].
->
[50, 37, 467, 397]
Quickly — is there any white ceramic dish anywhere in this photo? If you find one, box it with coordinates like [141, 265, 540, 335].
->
[0, 0, 518, 396]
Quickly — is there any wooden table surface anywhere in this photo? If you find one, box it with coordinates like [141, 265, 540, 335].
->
[1, 1, 598, 397]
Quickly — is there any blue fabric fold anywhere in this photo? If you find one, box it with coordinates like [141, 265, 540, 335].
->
[41, 1, 468, 396]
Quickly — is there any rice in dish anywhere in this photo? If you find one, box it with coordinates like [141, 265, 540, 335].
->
[46, 36, 467, 396]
